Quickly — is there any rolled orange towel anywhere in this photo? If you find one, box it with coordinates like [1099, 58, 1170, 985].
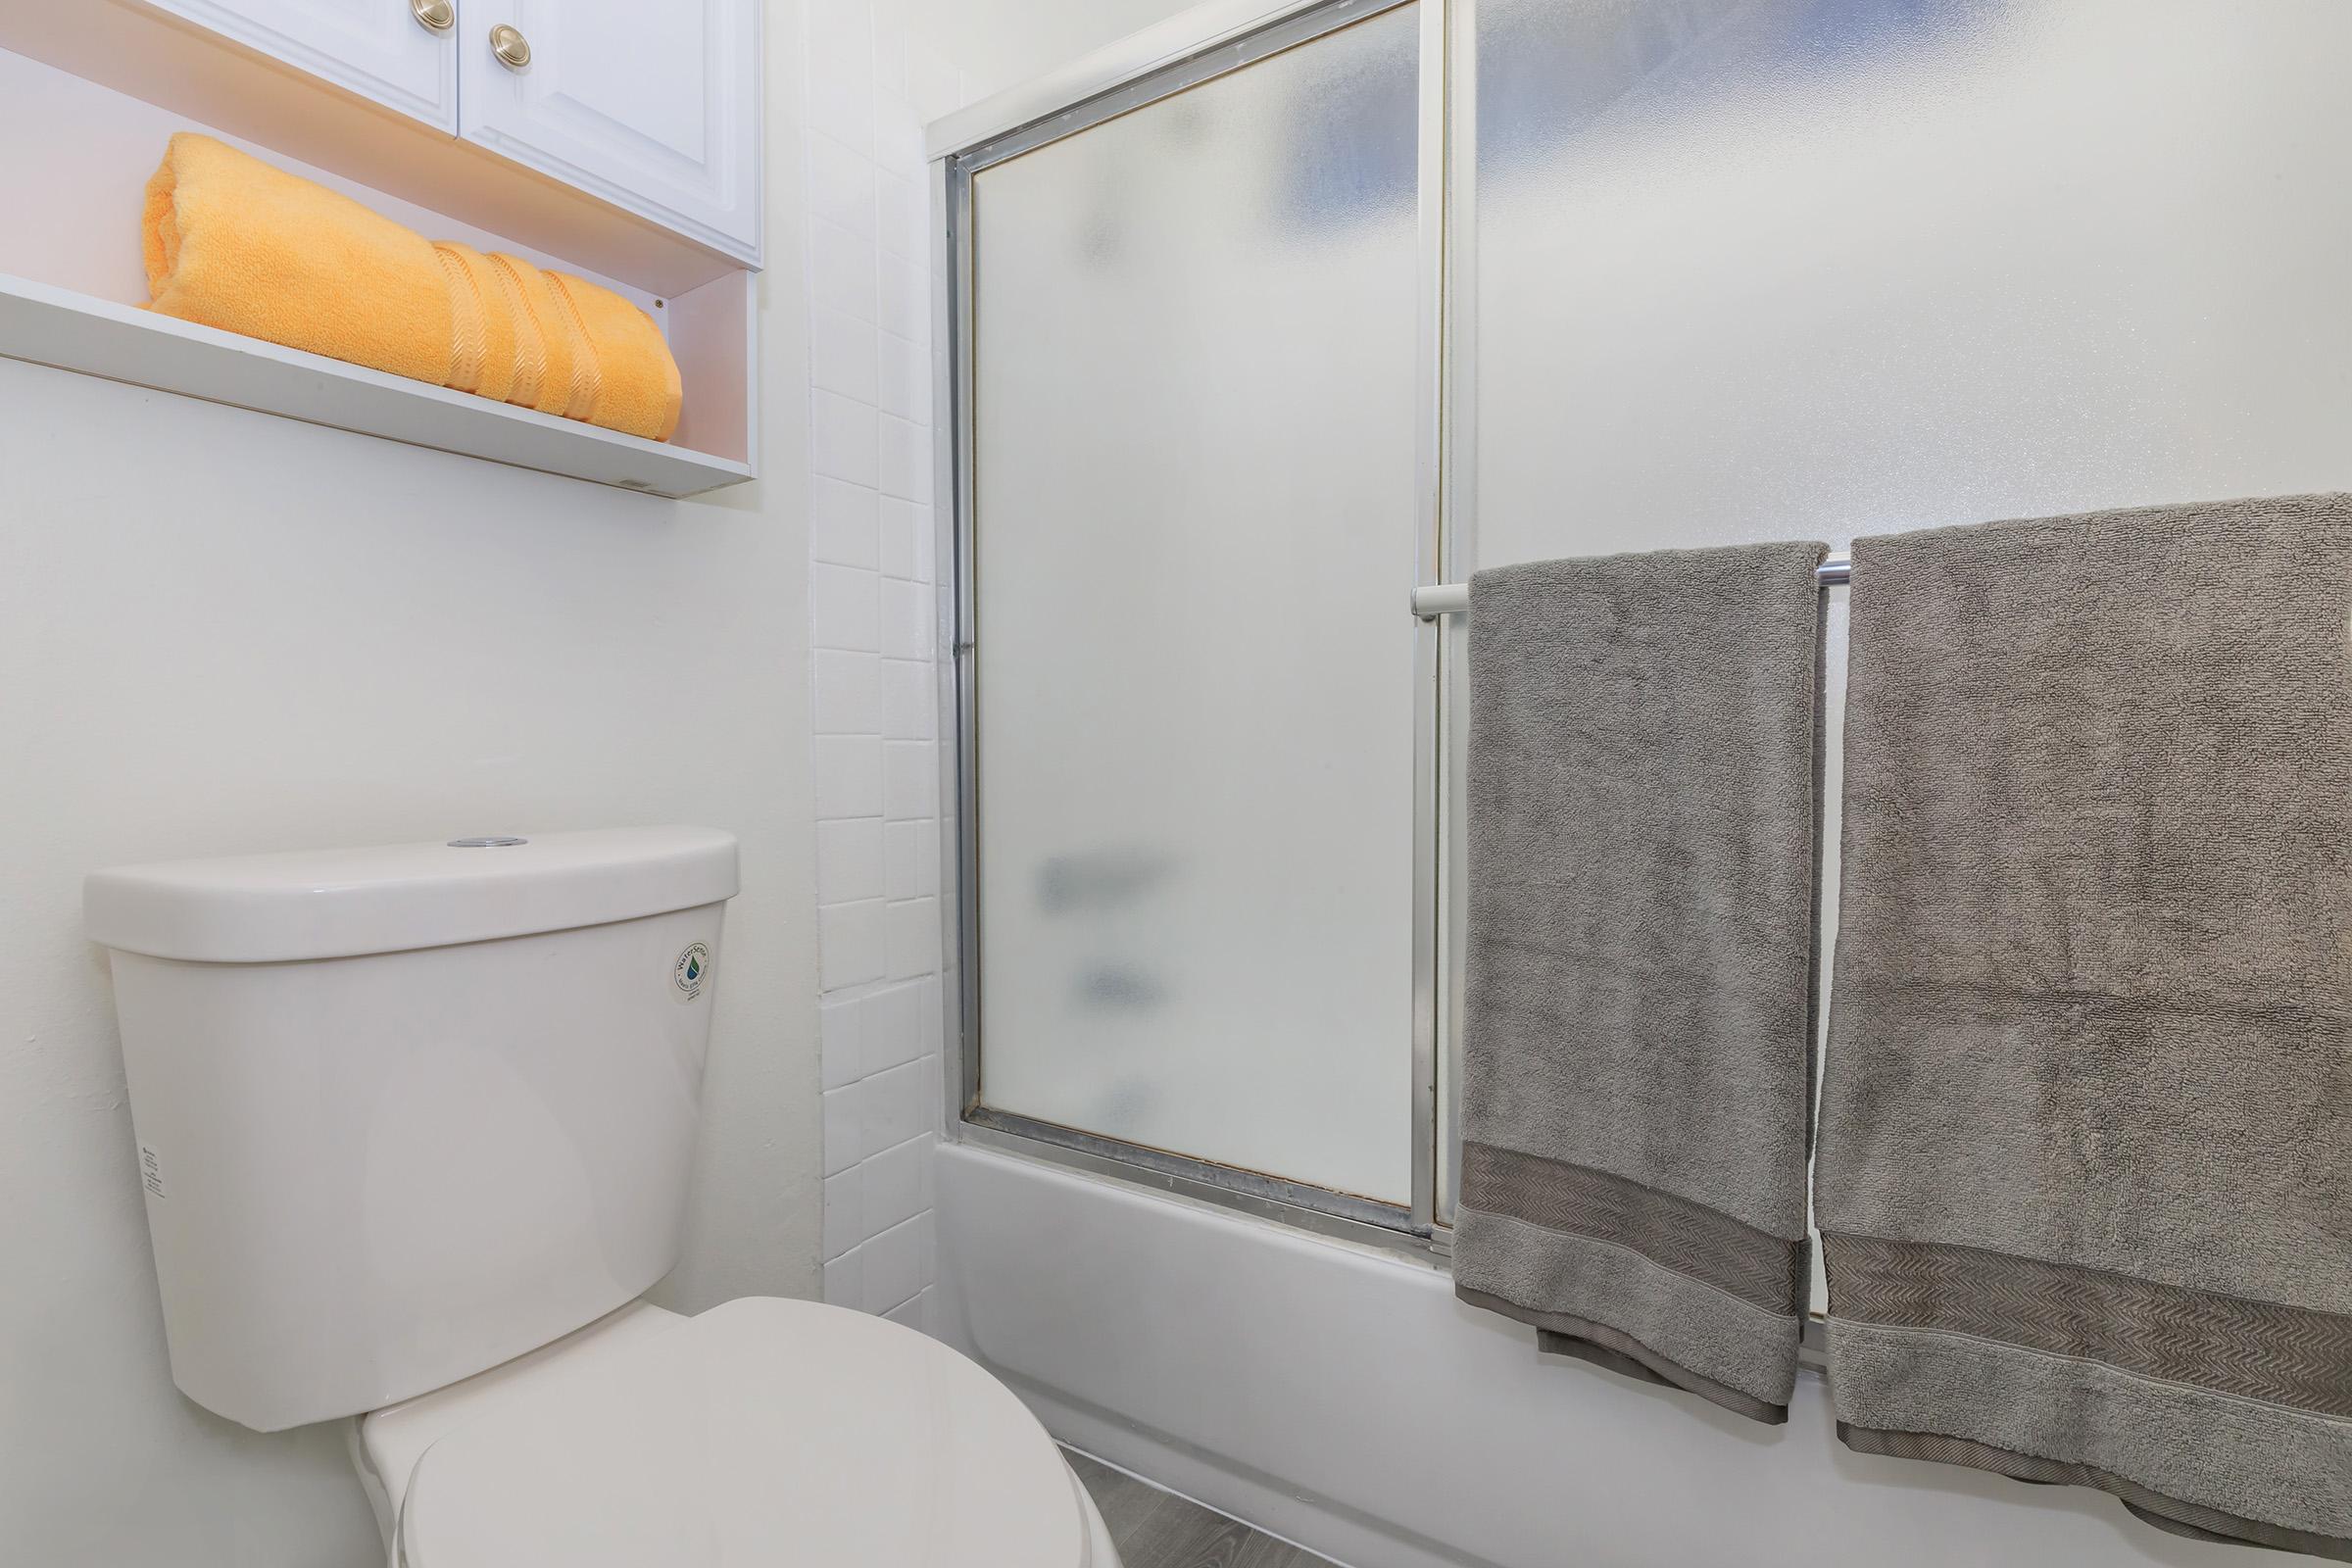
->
[144, 133, 682, 442]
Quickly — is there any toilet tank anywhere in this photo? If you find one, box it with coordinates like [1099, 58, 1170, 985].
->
[83, 827, 739, 1432]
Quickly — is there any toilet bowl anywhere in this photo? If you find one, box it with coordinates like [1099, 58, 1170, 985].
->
[84, 829, 1116, 1565]
[353, 1299, 1118, 1568]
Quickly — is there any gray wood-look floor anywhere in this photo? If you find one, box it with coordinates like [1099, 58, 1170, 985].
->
[1064, 1449, 1339, 1568]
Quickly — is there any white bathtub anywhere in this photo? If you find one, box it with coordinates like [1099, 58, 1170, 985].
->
[935, 1142, 2250, 1568]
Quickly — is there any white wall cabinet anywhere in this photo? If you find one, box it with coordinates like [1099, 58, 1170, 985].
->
[459, 0, 761, 266]
[139, 0, 460, 132]
[124, 0, 760, 270]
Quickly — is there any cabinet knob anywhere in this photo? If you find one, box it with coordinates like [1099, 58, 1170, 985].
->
[409, 0, 454, 31]
[489, 23, 531, 69]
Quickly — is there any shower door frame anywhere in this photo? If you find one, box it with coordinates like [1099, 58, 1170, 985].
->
[928, 0, 1461, 1256]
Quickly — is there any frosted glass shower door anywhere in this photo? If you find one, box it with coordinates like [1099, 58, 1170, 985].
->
[1446, 0, 2352, 1244]
[965, 4, 1426, 1206]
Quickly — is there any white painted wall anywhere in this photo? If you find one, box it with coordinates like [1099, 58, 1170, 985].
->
[0, 6, 819, 1563]
[906, 0, 1203, 103]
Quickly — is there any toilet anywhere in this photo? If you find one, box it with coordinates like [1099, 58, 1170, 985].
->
[84, 827, 1117, 1567]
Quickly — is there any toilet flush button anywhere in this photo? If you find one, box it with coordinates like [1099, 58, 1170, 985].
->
[447, 837, 529, 848]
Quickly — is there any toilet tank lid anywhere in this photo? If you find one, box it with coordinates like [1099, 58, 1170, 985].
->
[84, 827, 739, 962]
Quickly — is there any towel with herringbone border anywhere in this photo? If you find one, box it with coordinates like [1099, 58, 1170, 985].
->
[1817, 495, 2352, 1559]
[1454, 541, 1827, 1424]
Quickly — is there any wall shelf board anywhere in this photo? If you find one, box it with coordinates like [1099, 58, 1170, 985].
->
[0, 272, 755, 499]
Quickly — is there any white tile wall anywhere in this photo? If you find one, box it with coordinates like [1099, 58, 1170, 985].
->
[805, 0, 966, 1333]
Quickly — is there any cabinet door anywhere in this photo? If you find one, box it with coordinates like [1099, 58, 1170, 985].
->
[458, 0, 760, 266]
[140, 0, 460, 131]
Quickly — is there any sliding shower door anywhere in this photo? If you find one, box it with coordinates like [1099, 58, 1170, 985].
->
[1445, 0, 2352, 1258]
[955, 2, 1434, 1213]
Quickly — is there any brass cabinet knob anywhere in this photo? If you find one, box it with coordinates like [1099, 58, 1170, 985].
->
[489, 23, 531, 69]
[409, 0, 454, 31]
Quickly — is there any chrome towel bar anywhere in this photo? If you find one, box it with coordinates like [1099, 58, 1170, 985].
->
[1412, 552, 1853, 618]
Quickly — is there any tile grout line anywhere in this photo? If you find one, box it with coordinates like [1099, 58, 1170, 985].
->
[807, 0, 960, 1334]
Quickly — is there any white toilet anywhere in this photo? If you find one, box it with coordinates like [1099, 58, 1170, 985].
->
[84, 826, 1118, 1567]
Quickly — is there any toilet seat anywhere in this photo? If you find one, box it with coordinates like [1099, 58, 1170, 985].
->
[396, 1298, 1091, 1567]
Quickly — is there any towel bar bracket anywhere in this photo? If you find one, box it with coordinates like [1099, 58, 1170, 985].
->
[1408, 582, 1471, 619]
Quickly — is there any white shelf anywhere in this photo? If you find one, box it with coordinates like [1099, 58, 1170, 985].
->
[0, 273, 754, 499]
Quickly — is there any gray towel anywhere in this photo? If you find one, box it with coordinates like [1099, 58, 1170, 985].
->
[1454, 540, 1828, 1424]
[1817, 495, 2352, 1559]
